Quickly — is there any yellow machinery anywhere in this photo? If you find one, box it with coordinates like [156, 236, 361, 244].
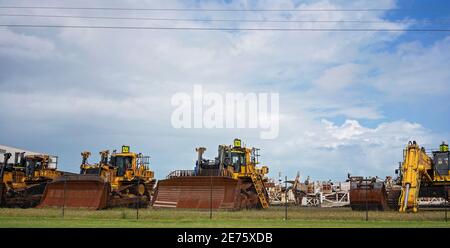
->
[398, 141, 450, 212]
[153, 139, 270, 209]
[0, 152, 64, 207]
[39, 145, 156, 209]
[80, 149, 155, 196]
[350, 141, 450, 212]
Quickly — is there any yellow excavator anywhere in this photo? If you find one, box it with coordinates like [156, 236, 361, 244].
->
[153, 139, 270, 209]
[1, 152, 64, 207]
[350, 141, 450, 212]
[398, 141, 450, 212]
[39, 145, 156, 209]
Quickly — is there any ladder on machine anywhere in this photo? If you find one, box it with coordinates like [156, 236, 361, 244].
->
[250, 173, 269, 209]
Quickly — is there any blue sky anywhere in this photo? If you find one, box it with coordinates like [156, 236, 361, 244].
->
[0, 0, 449, 181]
[379, 0, 450, 133]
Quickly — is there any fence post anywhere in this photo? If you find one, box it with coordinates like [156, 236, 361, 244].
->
[136, 177, 141, 220]
[285, 176, 288, 221]
[365, 177, 368, 222]
[62, 175, 67, 218]
[210, 174, 213, 220]
[445, 181, 448, 222]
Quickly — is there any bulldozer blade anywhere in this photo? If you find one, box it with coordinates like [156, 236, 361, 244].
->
[39, 175, 110, 210]
[152, 176, 242, 210]
[350, 187, 389, 211]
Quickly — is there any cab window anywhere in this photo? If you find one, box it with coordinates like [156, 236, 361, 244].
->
[25, 159, 42, 177]
[111, 156, 132, 176]
[231, 152, 245, 172]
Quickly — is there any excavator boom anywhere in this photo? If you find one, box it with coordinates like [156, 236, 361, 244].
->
[398, 141, 433, 212]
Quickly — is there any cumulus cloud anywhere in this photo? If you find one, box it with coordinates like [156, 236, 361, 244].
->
[369, 37, 450, 97]
[263, 117, 435, 180]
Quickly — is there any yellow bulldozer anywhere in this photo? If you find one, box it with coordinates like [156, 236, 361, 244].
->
[39, 145, 156, 209]
[0, 152, 64, 207]
[153, 139, 270, 210]
[350, 141, 450, 212]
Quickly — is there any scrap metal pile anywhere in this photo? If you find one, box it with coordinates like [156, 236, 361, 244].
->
[266, 173, 350, 208]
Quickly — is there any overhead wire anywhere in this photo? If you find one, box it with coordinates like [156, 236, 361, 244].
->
[0, 6, 404, 12]
[1, 24, 449, 32]
[1, 13, 449, 24]
[0, 5, 449, 32]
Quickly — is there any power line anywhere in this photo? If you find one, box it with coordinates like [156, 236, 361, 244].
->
[2, 13, 448, 24]
[1, 24, 450, 31]
[0, 6, 404, 12]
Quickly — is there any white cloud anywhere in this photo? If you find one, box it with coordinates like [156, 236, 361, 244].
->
[315, 63, 363, 91]
[370, 36, 450, 97]
[281, 117, 430, 151]
[262, 117, 435, 179]
[0, 29, 55, 59]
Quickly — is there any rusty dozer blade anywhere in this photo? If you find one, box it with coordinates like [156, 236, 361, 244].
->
[349, 180, 389, 211]
[153, 176, 242, 210]
[39, 175, 110, 210]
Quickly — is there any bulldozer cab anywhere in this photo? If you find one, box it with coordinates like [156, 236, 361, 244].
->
[110, 154, 133, 177]
[228, 139, 264, 177]
[24, 157, 41, 177]
[432, 146, 450, 181]
[222, 139, 251, 174]
[78, 146, 152, 180]
[2, 154, 44, 186]
[194, 139, 266, 178]
[230, 151, 245, 172]
[110, 146, 135, 177]
[109, 146, 152, 180]
[23, 155, 54, 179]
[194, 140, 249, 176]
